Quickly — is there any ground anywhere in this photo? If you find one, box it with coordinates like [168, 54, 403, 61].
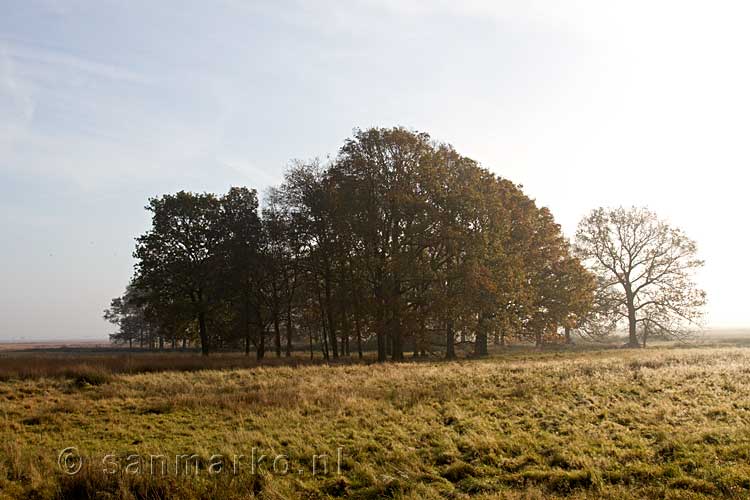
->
[2, 341, 750, 499]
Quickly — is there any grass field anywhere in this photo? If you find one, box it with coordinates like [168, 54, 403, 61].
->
[2, 342, 750, 499]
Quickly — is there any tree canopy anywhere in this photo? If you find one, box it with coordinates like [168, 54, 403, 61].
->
[107, 127, 602, 358]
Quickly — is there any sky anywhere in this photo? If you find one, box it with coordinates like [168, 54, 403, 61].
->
[1, 0, 749, 340]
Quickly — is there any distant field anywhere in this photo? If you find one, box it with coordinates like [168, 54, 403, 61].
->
[3, 343, 750, 499]
[1, 327, 746, 352]
[701, 329, 750, 340]
[0, 340, 111, 352]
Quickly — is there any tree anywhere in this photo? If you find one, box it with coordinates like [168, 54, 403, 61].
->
[262, 188, 303, 358]
[216, 187, 264, 358]
[276, 161, 342, 360]
[103, 286, 151, 349]
[133, 191, 224, 355]
[574, 207, 706, 347]
[551, 252, 597, 345]
[331, 128, 436, 361]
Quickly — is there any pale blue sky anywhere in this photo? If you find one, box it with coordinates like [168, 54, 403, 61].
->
[2, 1, 749, 339]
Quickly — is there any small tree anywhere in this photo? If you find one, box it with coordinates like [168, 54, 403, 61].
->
[103, 287, 150, 349]
[574, 207, 706, 347]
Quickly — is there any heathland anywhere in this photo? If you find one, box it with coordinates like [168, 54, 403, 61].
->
[2, 337, 750, 499]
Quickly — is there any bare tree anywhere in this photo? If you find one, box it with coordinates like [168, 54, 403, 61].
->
[574, 207, 706, 347]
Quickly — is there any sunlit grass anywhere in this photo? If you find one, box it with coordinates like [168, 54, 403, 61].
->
[2, 345, 750, 498]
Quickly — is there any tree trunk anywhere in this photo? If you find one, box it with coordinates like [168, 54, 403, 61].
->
[285, 306, 293, 357]
[340, 309, 351, 357]
[475, 332, 488, 356]
[256, 327, 265, 360]
[414, 316, 426, 358]
[475, 315, 488, 356]
[320, 313, 329, 361]
[255, 304, 265, 360]
[321, 321, 329, 360]
[377, 332, 386, 362]
[244, 293, 251, 356]
[626, 301, 640, 347]
[309, 326, 314, 361]
[315, 283, 330, 361]
[326, 308, 337, 359]
[354, 312, 363, 360]
[375, 292, 388, 363]
[274, 311, 282, 357]
[344, 317, 350, 357]
[564, 326, 573, 345]
[324, 277, 338, 359]
[623, 285, 641, 347]
[390, 281, 404, 361]
[390, 310, 404, 362]
[446, 319, 456, 359]
[392, 331, 403, 361]
[198, 311, 209, 356]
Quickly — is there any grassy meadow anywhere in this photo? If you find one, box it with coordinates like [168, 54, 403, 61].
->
[2, 342, 750, 499]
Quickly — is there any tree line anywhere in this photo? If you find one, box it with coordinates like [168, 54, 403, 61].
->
[104, 127, 706, 358]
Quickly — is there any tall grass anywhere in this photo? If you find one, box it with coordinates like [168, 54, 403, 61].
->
[3, 345, 750, 499]
[0, 351, 357, 382]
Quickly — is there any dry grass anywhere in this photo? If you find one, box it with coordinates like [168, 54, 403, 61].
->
[2, 345, 750, 499]
[0, 351, 346, 382]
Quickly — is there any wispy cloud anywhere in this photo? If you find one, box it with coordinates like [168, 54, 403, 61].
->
[0, 44, 35, 160]
[1, 40, 153, 85]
